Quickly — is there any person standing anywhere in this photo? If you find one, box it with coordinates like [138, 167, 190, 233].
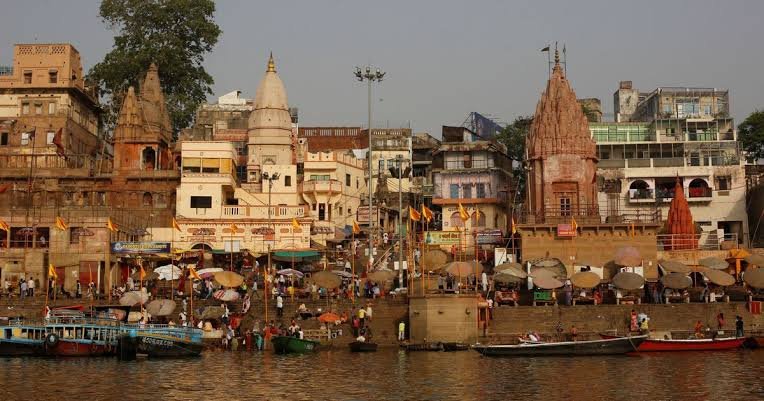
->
[27, 276, 35, 297]
[630, 309, 638, 332]
[398, 320, 406, 341]
[735, 316, 744, 337]
[481, 271, 488, 294]
[76, 280, 82, 298]
[358, 307, 366, 327]
[365, 303, 373, 322]
[20, 279, 27, 299]
[276, 294, 284, 317]
[717, 312, 725, 330]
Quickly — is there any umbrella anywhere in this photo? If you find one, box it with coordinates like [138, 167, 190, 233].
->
[614, 246, 642, 266]
[199, 306, 226, 320]
[318, 312, 341, 324]
[612, 272, 644, 290]
[441, 261, 482, 276]
[701, 269, 735, 286]
[533, 276, 563, 289]
[277, 268, 304, 278]
[493, 272, 525, 284]
[146, 299, 177, 316]
[155, 265, 182, 281]
[367, 269, 395, 283]
[214, 271, 244, 288]
[197, 267, 224, 278]
[495, 263, 527, 279]
[119, 291, 149, 306]
[744, 254, 764, 267]
[213, 289, 240, 302]
[699, 257, 728, 270]
[661, 273, 692, 290]
[332, 270, 353, 278]
[534, 258, 562, 268]
[743, 268, 764, 289]
[131, 271, 159, 281]
[311, 270, 341, 289]
[570, 271, 601, 289]
[422, 249, 448, 269]
[529, 263, 568, 279]
[658, 259, 691, 274]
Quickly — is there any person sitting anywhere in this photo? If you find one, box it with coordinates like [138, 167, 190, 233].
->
[593, 289, 602, 305]
[356, 334, 366, 343]
[694, 320, 705, 338]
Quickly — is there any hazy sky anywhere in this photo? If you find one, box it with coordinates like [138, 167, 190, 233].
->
[2, 0, 763, 136]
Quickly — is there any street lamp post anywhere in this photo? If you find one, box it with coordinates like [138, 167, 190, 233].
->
[354, 65, 385, 267]
[262, 171, 279, 326]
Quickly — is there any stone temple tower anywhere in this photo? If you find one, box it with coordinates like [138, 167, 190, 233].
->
[525, 49, 598, 220]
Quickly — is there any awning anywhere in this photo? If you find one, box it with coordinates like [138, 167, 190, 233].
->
[272, 250, 321, 262]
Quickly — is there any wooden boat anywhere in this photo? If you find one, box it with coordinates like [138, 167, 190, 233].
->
[742, 335, 764, 349]
[0, 320, 46, 356]
[349, 341, 378, 352]
[43, 310, 121, 357]
[600, 334, 745, 351]
[402, 342, 443, 351]
[441, 342, 469, 352]
[123, 325, 204, 357]
[472, 335, 647, 357]
[271, 336, 320, 354]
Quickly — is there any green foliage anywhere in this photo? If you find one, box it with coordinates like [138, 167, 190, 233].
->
[87, 0, 221, 137]
[496, 116, 533, 203]
[738, 110, 764, 161]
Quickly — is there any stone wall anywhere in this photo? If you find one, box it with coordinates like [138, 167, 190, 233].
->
[409, 295, 479, 343]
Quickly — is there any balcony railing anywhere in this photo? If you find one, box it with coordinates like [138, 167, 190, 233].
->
[657, 233, 738, 251]
[301, 179, 343, 194]
[687, 186, 712, 199]
[628, 189, 654, 202]
[0, 154, 113, 175]
[221, 205, 307, 219]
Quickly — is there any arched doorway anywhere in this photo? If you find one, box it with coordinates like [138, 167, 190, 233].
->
[628, 179, 652, 200]
[688, 178, 711, 198]
[450, 212, 464, 228]
[142, 147, 156, 170]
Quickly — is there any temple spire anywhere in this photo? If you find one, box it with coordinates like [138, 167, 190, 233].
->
[554, 42, 560, 65]
[267, 52, 276, 72]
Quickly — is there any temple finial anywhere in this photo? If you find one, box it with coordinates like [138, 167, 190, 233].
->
[267, 52, 276, 72]
[554, 42, 560, 65]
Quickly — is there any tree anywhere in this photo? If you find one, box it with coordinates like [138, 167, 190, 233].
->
[496, 116, 533, 203]
[738, 110, 764, 161]
[87, 0, 221, 137]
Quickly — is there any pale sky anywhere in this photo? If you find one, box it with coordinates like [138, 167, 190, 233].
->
[2, 0, 763, 135]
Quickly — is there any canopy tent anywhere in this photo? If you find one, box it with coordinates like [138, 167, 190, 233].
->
[272, 250, 321, 262]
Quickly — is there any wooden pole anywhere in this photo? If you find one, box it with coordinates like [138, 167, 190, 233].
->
[171, 228, 175, 301]
[351, 231, 355, 304]
[106, 227, 112, 302]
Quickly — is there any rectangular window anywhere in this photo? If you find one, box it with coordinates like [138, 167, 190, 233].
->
[346, 173, 351, 186]
[0, 132, 7, 146]
[182, 157, 201, 173]
[35, 103, 42, 115]
[190, 196, 212, 209]
[463, 153, 472, 168]
[23, 71, 32, 84]
[48, 102, 56, 115]
[462, 184, 472, 199]
[560, 197, 571, 216]
[49, 70, 58, 84]
[201, 158, 220, 173]
[21, 133, 31, 146]
[70, 227, 81, 245]
[476, 183, 486, 198]
[716, 176, 731, 191]
[449, 184, 459, 198]
[284, 175, 292, 187]
[46, 131, 55, 145]
[22, 102, 29, 115]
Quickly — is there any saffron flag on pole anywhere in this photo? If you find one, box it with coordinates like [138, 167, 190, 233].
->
[352, 220, 361, 235]
[0, 219, 9, 232]
[55, 216, 68, 231]
[458, 203, 470, 222]
[421, 205, 433, 223]
[172, 218, 182, 232]
[229, 223, 239, 232]
[139, 266, 146, 281]
[188, 266, 201, 280]
[409, 206, 421, 222]
[511, 217, 517, 235]
[106, 217, 119, 233]
[53, 128, 65, 157]
[571, 217, 578, 232]
[291, 218, 300, 230]
[48, 263, 57, 280]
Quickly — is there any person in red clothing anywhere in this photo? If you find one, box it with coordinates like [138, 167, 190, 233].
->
[717, 312, 725, 330]
[694, 320, 705, 338]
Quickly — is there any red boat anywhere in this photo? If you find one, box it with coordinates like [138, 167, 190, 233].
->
[42, 310, 121, 357]
[601, 334, 745, 352]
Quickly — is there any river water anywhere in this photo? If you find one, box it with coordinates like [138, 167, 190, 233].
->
[0, 349, 762, 400]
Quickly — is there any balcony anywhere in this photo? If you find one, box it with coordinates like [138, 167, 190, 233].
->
[687, 186, 712, 201]
[0, 153, 113, 178]
[657, 233, 738, 251]
[221, 205, 307, 219]
[301, 179, 343, 195]
[628, 188, 654, 203]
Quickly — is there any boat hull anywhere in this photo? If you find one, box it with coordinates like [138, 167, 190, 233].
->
[473, 335, 647, 357]
[134, 334, 203, 357]
[600, 334, 745, 352]
[271, 336, 319, 354]
[442, 342, 469, 352]
[46, 340, 112, 357]
[349, 341, 378, 352]
[0, 340, 45, 356]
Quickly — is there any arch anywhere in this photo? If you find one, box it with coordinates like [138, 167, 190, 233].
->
[688, 178, 709, 189]
[471, 211, 486, 227]
[142, 192, 153, 207]
[450, 212, 464, 228]
[688, 178, 711, 198]
[629, 179, 649, 190]
[142, 147, 156, 170]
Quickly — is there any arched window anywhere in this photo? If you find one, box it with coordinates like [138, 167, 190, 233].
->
[628, 179, 651, 200]
[450, 212, 464, 228]
[471, 211, 486, 227]
[688, 178, 711, 198]
[142, 147, 155, 170]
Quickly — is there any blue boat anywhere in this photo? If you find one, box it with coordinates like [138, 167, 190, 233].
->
[0, 319, 46, 356]
[122, 325, 204, 357]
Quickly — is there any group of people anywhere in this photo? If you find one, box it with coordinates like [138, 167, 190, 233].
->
[693, 313, 746, 338]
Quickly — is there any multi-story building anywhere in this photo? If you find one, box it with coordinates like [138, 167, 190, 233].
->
[431, 126, 512, 254]
[596, 81, 748, 247]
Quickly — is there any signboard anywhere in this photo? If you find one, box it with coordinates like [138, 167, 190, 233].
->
[111, 241, 171, 254]
[423, 231, 461, 245]
[494, 248, 515, 266]
[224, 240, 241, 253]
[357, 206, 381, 224]
[476, 229, 504, 245]
[556, 224, 577, 238]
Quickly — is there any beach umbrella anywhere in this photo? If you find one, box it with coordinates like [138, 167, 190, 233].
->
[131, 270, 159, 281]
[699, 257, 728, 270]
[213, 289, 240, 302]
[612, 272, 644, 290]
[367, 269, 395, 283]
[332, 270, 353, 278]
[495, 262, 527, 279]
[701, 269, 735, 286]
[311, 270, 342, 289]
[534, 258, 562, 268]
[441, 261, 482, 276]
[199, 306, 226, 320]
[422, 249, 448, 270]
[744, 254, 764, 267]
[155, 265, 182, 281]
[119, 291, 149, 306]
[570, 271, 601, 289]
[529, 263, 567, 279]
[658, 259, 691, 274]
[197, 267, 224, 278]
[533, 276, 563, 290]
[318, 312, 341, 324]
[146, 299, 177, 316]
[214, 271, 244, 288]
[493, 272, 525, 284]
[743, 268, 764, 289]
[661, 273, 692, 290]
[277, 268, 304, 278]
[614, 246, 642, 266]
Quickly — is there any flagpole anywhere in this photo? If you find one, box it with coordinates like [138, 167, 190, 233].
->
[171, 227, 175, 301]
[351, 230, 355, 305]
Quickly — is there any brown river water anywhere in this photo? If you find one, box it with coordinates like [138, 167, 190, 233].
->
[0, 349, 762, 400]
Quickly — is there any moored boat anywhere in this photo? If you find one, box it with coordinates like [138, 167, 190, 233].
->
[271, 336, 319, 354]
[600, 334, 745, 352]
[349, 341, 378, 352]
[123, 325, 204, 357]
[0, 320, 46, 356]
[43, 310, 121, 357]
[472, 335, 647, 357]
[441, 342, 469, 352]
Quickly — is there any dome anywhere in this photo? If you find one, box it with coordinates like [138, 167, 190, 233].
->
[248, 53, 291, 135]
